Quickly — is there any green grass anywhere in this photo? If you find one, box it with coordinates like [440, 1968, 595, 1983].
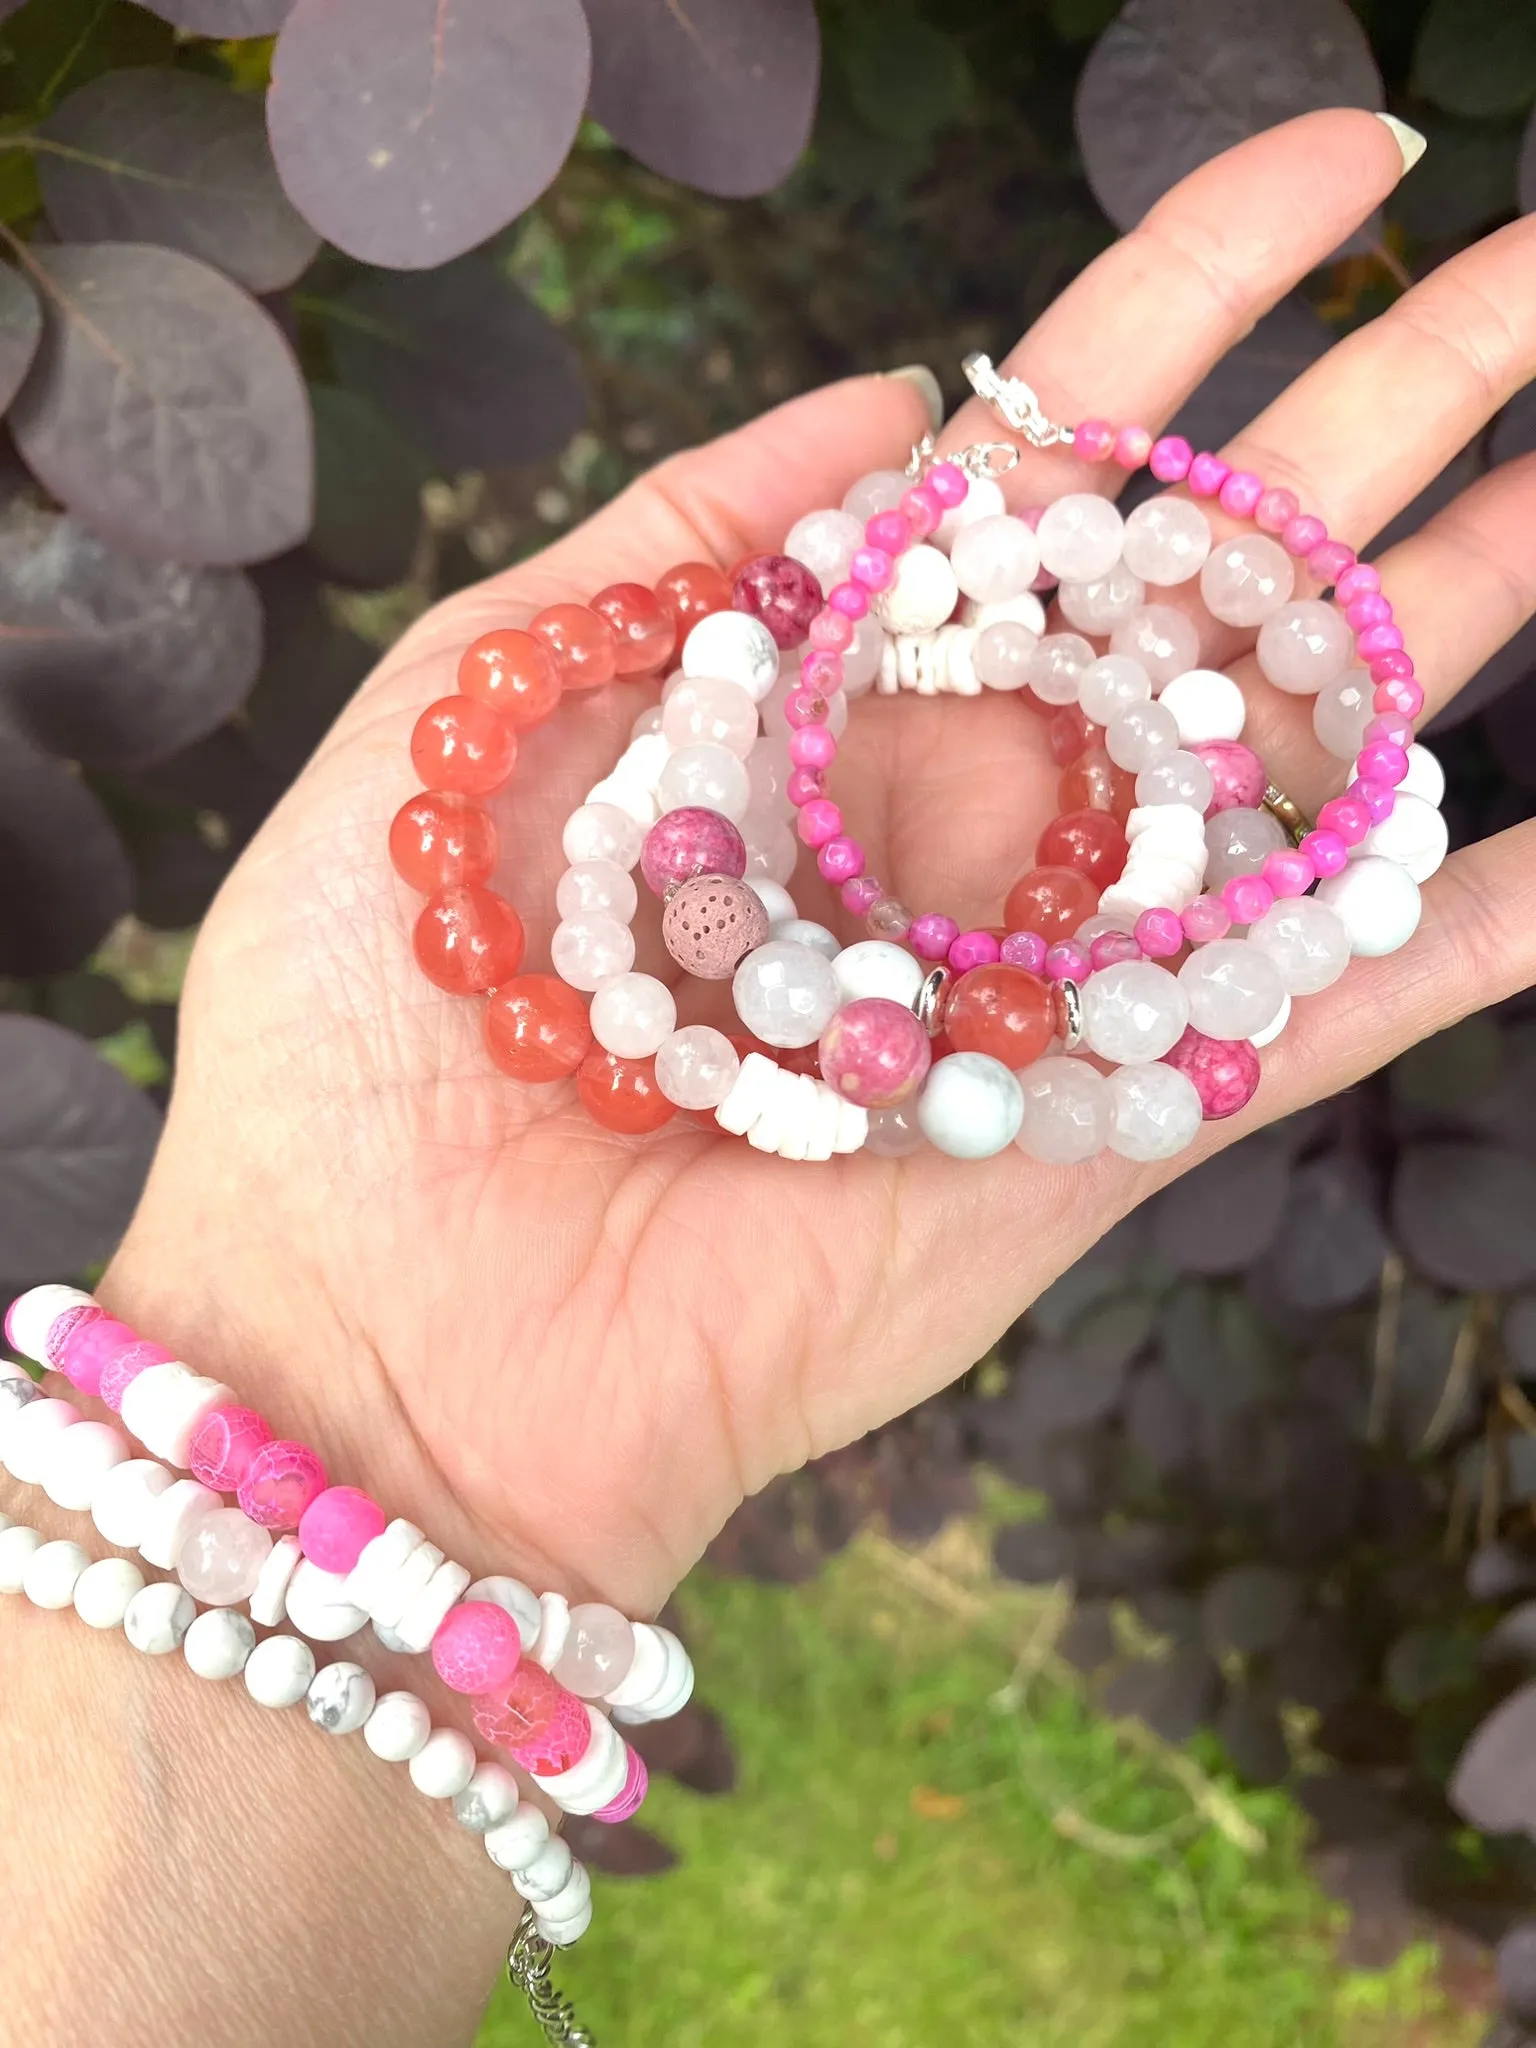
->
[478, 1533, 1481, 2048]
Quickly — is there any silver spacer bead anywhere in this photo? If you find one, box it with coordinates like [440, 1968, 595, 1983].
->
[914, 966, 951, 1036]
[1056, 978, 1085, 1053]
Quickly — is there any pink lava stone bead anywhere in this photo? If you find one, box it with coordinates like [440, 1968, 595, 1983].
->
[473, 1664, 593, 1776]
[594, 1746, 650, 1825]
[99, 1338, 177, 1414]
[1165, 1026, 1261, 1120]
[1135, 907, 1184, 959]
[298, 1485, 386, 1573]
[909, 912, 958, 961]
[732, 553, 824, 650]
[1192, 740, 1266, 815]
[432, 1600, 523, 1694]
[1074, 419, 1115, 462]
[1148, 436, 1192, 483]
[818, 997, 932, 1109]
[189, 1404, 275, 1491]
[54, 1311, 130, 1396]
[948, 929, 1001, 973]
[237, 1439, 327, 1531]
[640, 807, 746, 897]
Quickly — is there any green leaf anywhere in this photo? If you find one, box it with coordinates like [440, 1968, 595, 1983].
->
[1414, 0, 1536, 119]
[1050, 0, 1121, 41]
[94, 1018, 167, 1088]
[836, 1, 970, 147]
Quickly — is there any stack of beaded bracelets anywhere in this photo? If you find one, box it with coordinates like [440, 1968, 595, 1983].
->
[2, 1283, 696, 1950]
[391, 353, 1444, 1165]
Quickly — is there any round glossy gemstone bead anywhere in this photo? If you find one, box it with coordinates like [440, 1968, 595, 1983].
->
[1313, 673, 1375, 760]
[1120, 497, 1212, 586]
[558, 860, 639, 924]
[1027, 631, 1095, 706]
[1203, 807, 1288, 889]
[641, 807, 747, 896]
[74, 1555, 146, 1631]
[1163, 1026, 1261, 1119]
[591, 582, 676, 676]
[682, 611, 781, 703]
[784, 507, 864, 588]
[732, 553, 824, 649]
[1080, 960, 1191, 1064]
[530, 603, 619, 691]
[413, 887, 526, 996]
[50, 1312, 119, 1396]
[551, 914, 635, 992]
[457, 628, 563, 729]
[590, 973, 677, 1060]
[655, 1025, 741, 1110]
[1015, 1056, 1111, 1164]
[124, 1581, 197, 1656]
[733, 940, 841, 1048]
[658, 742, 751, 821]
[916, 1052, 1024, 1159]
[576, 1049, 675, 1134]
[1246, 898, 1352, 995]
[1192, 741, 1266, 815]
[188, 1405, 274, 1492]
[409, 697, 517, 797]
[1199, 535, 1295, 626]
[1036, 809, 1128, 883]
[238, 1440, 328, 1532]
[950, 515, 1040, 602]
[818, 998, 931, 1109]
[298, 1486, 387, 1575]
[1003, 866, 1099, 943]
[655, 560, 733, 632]
[1136, 749, 1214, 812]
[944, 964, 1053, 1068]
[1157, 668, 1245, 746]
[1255, 598, 1352, 694]
[1107, 1062, 1204, 1161]
[1355, 791, 1448, 883]
[553, 1604, 637, 1699]
[245, 1634, 318, 1710]
[177, 1508, 273, 1606]
[662, 677, 759, 759]
[1105, 700, 1180, 772]
[1110, 604, 1201, 685]
[1057, 564, 1144, 635]
[1035, 493, 1124, 582]
[433, 1600, 523, 1694]
[1059, 746, 1136, 821]
[485, 975, 593, 1082]
[1078, 653, 1152, 725]
[662, 875, 769, 980]
[363, 1690, 432, 1762]
[563, 802, 645, 870]
[1177, 939, 1285, 1039]
[388, 791, 498, 893]
[473, 1663, 593, 1775]
[1314, 856, 1423, 957]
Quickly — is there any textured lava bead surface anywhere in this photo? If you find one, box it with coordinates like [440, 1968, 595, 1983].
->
[662, 876, 770, 980]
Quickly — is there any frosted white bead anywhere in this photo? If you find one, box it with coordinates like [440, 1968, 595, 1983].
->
[590, 973, 676, 1059]
[744, 821, 797, 885]
[306, 1660, 376, 1735]
[971, 620, 1035, 690]
[785, 505, 864, 588]
[1400, 744, 1445, 807]
[1110, 604, 1202, 685]
[1156, 667, 1246, 745]
[833, 939, 925, 1008]
[681, 611, 779, 702]
[285, 1558, 368, 1641]
[73, 1555, 145, 1630]
[3, 1397, 80, 1483]
[1105, 700, 1180, 772]
[657, 742, 751, 822]
[409, 1727, 476, 1798]
[1026, 631, 1095, 706]
[22, 1538, 90, 1609]
[631, 703, 664, 739]
[746, 878, 796, 926]
[1108, 1063, 1204, 1162]
[841, 613, 888, 695]
[465, 1573, 541, 1649]
[533, 1589, 572, 1671]
[966, 591, 1048, 638]
[513, 1838, 577, 1905]
[624, 1626, 694, 1721]
[1247, 898, 1352, 994]
[1354, 792, 1448, 883]
[119, 1362, 232, 1466]
[556, 860, 637, 924]
[1035, 493, 1124, 582]
[584, 775, 657, 828]
[603, 1620, 670, 1710]
[916, 1052, 1023, 1159]
[4, 1284, 93, 1364]
[656, 1025, 740, 1110]
[249, 1532, 303, 1628]
[1016, 1057, 1111, 1165]
[1200, 535, 1294, 626]
[1313, 672, 1374, 760]
[662, 676, 759, 759]
[1203, 807, 1287, 890]
[183, 1607, 255, 1681]
[842, 467, 909, 522]
[1315, 856, 1422, 957]
[615, 731, 672, 792]
[139, 1477, 221, 1570]
[0, 1524, 41, 1593]
[538, 1891, 594, 1947]
[932, 472, 1006, 552]
[364, 1689, 433, 1762]
[1057, 562, 1145, 634]
[454, 1761, 520, 1834]
[537, 1863, 593, 1930]
[244, 1633, 316, 1709]
[872, 544, 960, 635]
[124, 1580, 196, 1655]
[1078, 654, 1152, 725]
[177, 1507, 272, 1605]
[486, 1804, 554, 1874]
[1255, 598, 1351, 694]
[1081, 960, 1190, 1064]
[38, 1418, 127, 1511]
[1250, 990, 1291, 1049]
[733, 940, 840, 1048]
[1121, 496, 1211, 586]
[950, 514, 1039, 603]
[1178, 938, 1285, 1037]
[1136, 750, 1214, 812]
[771, 918, 839, 961]
[561, 802, 644, 871]
[551, 914, 636, 993]
[91, 1458, 173, 1549]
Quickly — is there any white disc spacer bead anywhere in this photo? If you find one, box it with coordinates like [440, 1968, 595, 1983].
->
[613, 1626, 694, 1724]
[715, 1051, 779, 1137]
[22, 1538, 90, 1609]
[344, 1519, 423, 1613]
[39, 1418, 128, 1511]
[2, 1397, 81, 1483]
[367, 1538, 444, 1630]
[0, 1524, 42, 1592]
[513, 1837, 575, 1904]
[124, 1580, 196, 1654]
[485, 1804, 550, 1874]
[1155, 668, 1245, 744]
[454, 1761, 520, 1834]
[408, 1727, 477, 1799]
[285, 1558, 369, 1641]
[73, 1555, 145, 1629]
[533, 1590, 572, 1671]
[184, 1607, 256, 1680]
[1352, 792, 1448, 884]
[306, 1660, 376, 1735]
[248, 1532, 303, 1628]
[464, 1574, 542, 1651]
[395, 1558, 471, 1655]
[872, 545, 960, 636]
[680, 611, 780, 703]
[138, 1477, 221, 1571]
[364, 1689, 433, 1762]
[603, 1621, 669, 1710]
[90, 1458, 173, 1549]
[536, 1709, 628, 1814]
[120, 1363, 236, 1467]
[244, 1633, 317, 1709]
[833, 1099, 869, 1154]
[1399, 743, 1445, 808]
[5, 1285, 94, 1364]
[1315, 856, 1423, 957]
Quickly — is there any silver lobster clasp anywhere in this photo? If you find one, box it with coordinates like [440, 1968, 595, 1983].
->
[962, 352, 1073, 450]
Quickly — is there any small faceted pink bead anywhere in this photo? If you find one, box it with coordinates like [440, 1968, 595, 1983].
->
[788, 724, 836, 770]
[926, 462, 968, 507]
[298, 1485, 386, 1573]
[1114, 424, 1152, 469]
[1255, 487, 1299, 533]
[1345, 593, 1392, 631]
[1222, 874, 1274, 924]
[1317, 795, 1371, 846]
[1164, 1025, 1261, 1120]
[817, 835, 865, 884]
[1364, 712, 1414, 750]
[1281, 514, 1327, 558]
[809, 608, 854, 652]
[784, 687, 830, 729]
[432, 1600, 523, 1694]
[1335, 563, 1380, 604]
[1090, 931, 1141, 969]
[866, 510, 911, 555]
[948, 929, 1001, 973]
[594, 1746, 649, 1825]
[1074, 419, 1115, 462]
[1262, 849, 1315, 898]
[1370, 647, 1414, 680]
[640, 807, 747, 896]
[842, 875, 883, 916]
[797, 797, 842, 848]
[1218, 470, 1264, 518]
[1182, 895, 1232, 944]
[1357, 739, 1409, 786]
[99, 1338, 176, 1414]
[787, 766, 825, 806]
[1045, 940, 1090, 981]
[55, 1312, 130, 1397]
[819, 997, 932, 1108]
[910, 912, 958, 961]
[237, 1439, 327, 1531]
[1356, 623, 1403, 660]
[1148, 436, 1192, 482]
[1192, 740, 1266, 816]
[829, 579, 870, 618]
[1300, 828, 1350, 877]
[1376, 677, 1424, 717]
[1001, 931, 1047, 972]
[1187, 452, 1230, 498]
[900, 485, 942, 538]
[1350, 777, 1396, 823]
[189, 1404, 274, 1491]
[1135, 907, 1184, 958]
[801, 648, 843, 693]
[1308, 539, 1356, 584]
[849, 546, 894, 592]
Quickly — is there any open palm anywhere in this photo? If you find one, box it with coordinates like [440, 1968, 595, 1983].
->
[105, 111, 1536, 1619]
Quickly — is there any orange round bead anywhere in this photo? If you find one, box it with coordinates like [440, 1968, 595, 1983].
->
[1048, 705, 1098, 765]
[1058, 745, 1136, 822]
[1036, 808, 1129, 883]
[1002, 865, 1099, 943]
[944, 964, 1054, 1068]
[485, 974, 592, 1081]
[413, 886, 526, 995]
[410, 696, 518, 797]
[576, 1048, 675, 1134]
[655, 561, 732, 633]
[591, 583, 676, 677]
[530, 604, 618, 692]
[457, 628, 562, 730]
[388, 791, 498, 894]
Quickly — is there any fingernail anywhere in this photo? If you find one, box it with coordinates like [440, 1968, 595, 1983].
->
[1376, 113, 1427, 175]
[884, 363, 943, 435]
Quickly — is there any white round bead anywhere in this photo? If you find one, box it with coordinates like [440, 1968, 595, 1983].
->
[1105, 700, 1180, 772]
[244, 1633, 317, 1709]
[1400, 744, 1445, 807]
[1121, 496, 1212, 585]
[1078, 654, 1152, 726]
[1110, 604, 1202, 686]
[655, 1025, 740, 1110]
[1056, 563, 1145, 635]
[916, 1053, 1023, 1160]
[662, 675, 759, 759]
[1136, 749, 1214, 812]
[408, 1727, 477, 1799]
[583, 775, 656, 829]
[843, 467, 909, 521]
[681, 611, 780, 703]
[932, 472, 1005, 552]
[120, 1362, 235, 1466]
[1250, 989, 1292, 1049]
[590, 972, 677, 1059]
[73, 1555, 145, 1630]
[1255, 597, 1352, 694]
[1178, 938, 1285, 1038]
[1026, 631, 1095, 706]
[249, 1532, 303, 1627]
[657, 742, 751, 822]
[306, 1661, 376, 1735]
[949, 514, 1039, 603]
[561, 802, 644, 871]
[1313, 671, 1374, 760]
[183, 1607, 255, 1680]
[3, 1397, 81, 1483]
[124, 1580, 196, 1655]
[556, 860, 638, 924]
[4, 1285, 93, 1364]
[550, 914, 636, 993]
[90, 1458, 174, 1549]
[1081, 960, 1190, 1064]
[454, 1761, 521, 1833]
[0, 1524, 41, 1593]
[485, 1805, 551, 1873]
[1204, 807, 1288, 890]
[785, 506, 864, 588]
[733, 940, 841, 1049]
[1247, 898, 1352, 995]
[464, 1574, 541, 1650]
[972, 619, 1036, 690]
[1354, 792, 1448, 884]
[22, 1538, 90, 1609]
[1199, 535, 1295, 626]
[1035, 492, 1124, 583]
[1108, 1062, 1204, 1162]
[364, 1689, 433, 1762]
[1016, 1056, 1111, 1164]
[138, 1477, 222, 1571]
[1156, 668, 1246, 745]
[514, 1838, 576, 1903]
[38, 1418, 127, 1511]
[396, 1559, 471, 1655]
[872, 544, 960, 635]
[842, 611, 887, 694]
[286, 1558, 369, 1641]
[746, 879, 796, 927]
[832, 939, 925, 1008]
[1315, 856, 1423, 957]
[538, 1892, 594, 1947]
[533, 1589, 572, 1671]
[537, 1862, 593, 1930]
[177, 1506, 273, 1605]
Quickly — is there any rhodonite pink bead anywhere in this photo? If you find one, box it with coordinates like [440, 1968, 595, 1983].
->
[818, 997, 932, 1109]
[731, 553, 824, 649]
[1164, 1026, 1261, 1120]
[910, 912, 958, 961]
[640, 807, 747, 896]
[593, 1747, 649, 1825]
[1192, 740, 1266, 815]
[99, 1338, 176, 1414]
[473, 1664, 592, 1775]
[298, 1485, 386, 1573]
[433, 1600, 523, 1694]
[189, 1404, 274, 1491]
[237, 1439, 327, 1531]
[55, 1312, 129, 1396]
